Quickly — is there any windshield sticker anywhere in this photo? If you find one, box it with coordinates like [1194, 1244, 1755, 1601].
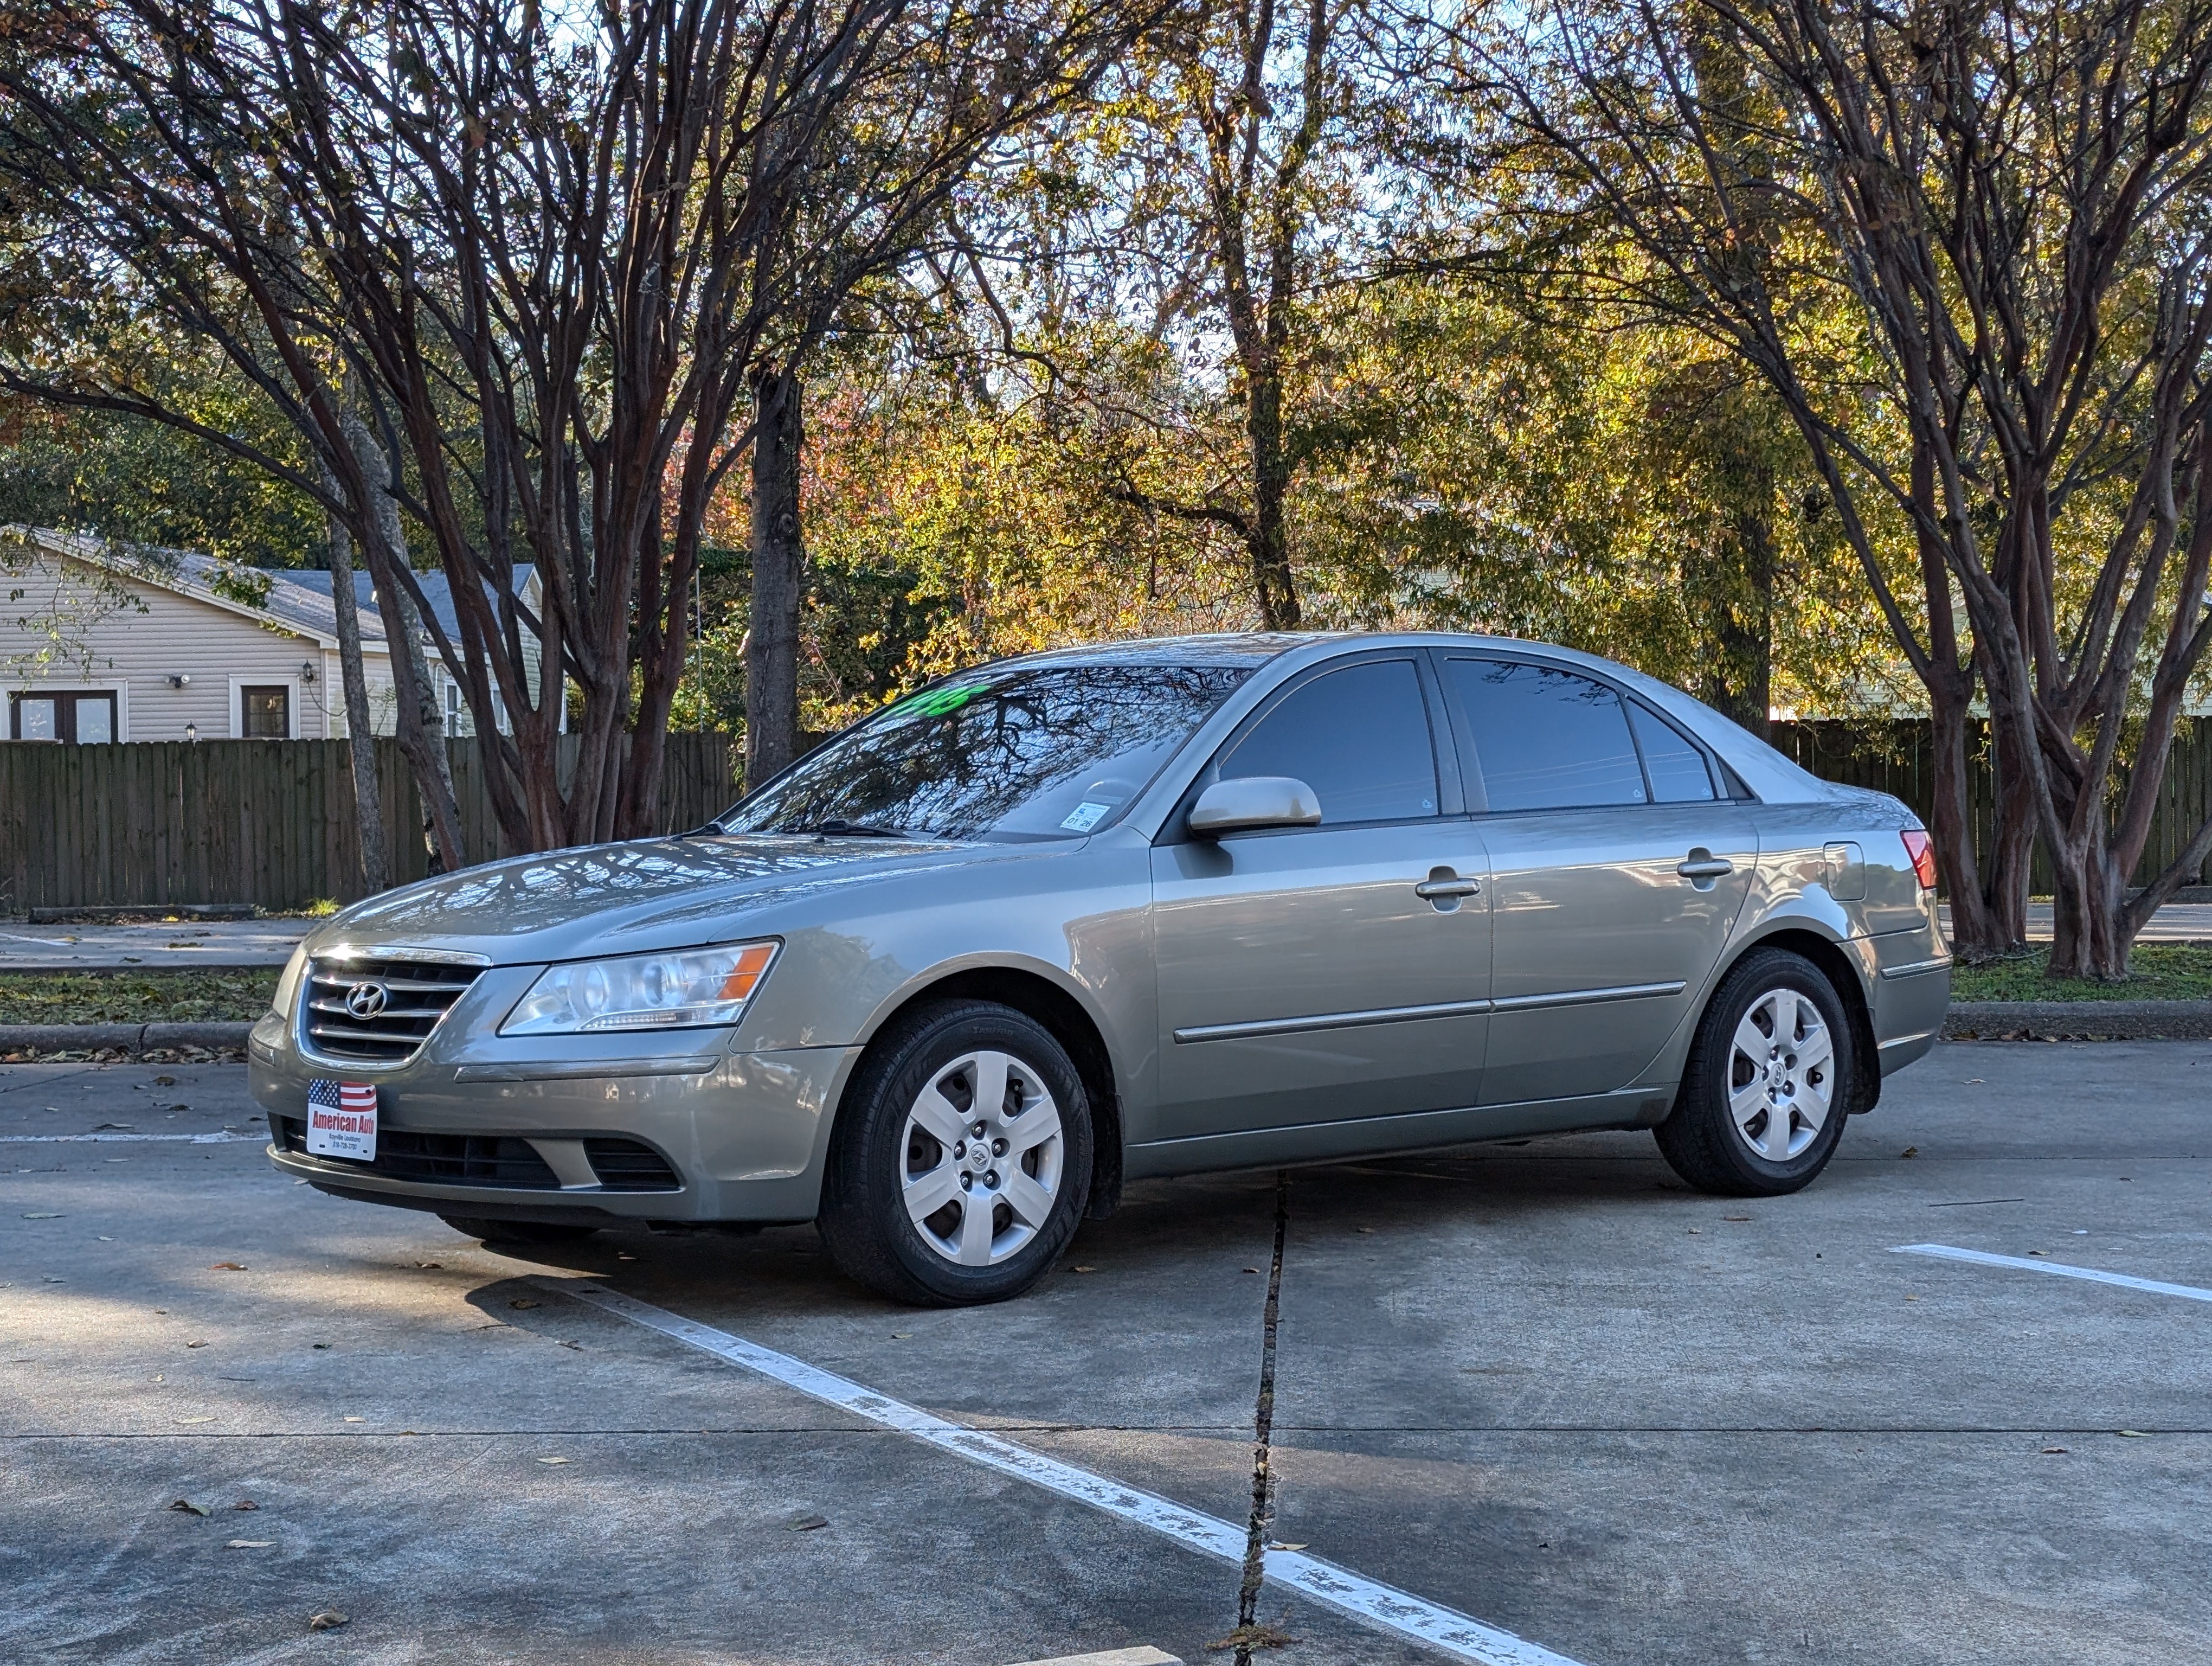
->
[897, 682, 991, 717]
[1059, 800, 1113, 832]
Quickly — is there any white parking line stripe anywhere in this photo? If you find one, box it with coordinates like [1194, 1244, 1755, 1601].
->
[538, 1277, 1588, 1666]
[1894, 1244, 2212, 1304]
[0, 1132, 260, 1144]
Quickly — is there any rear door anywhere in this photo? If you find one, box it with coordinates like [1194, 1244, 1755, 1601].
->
[1150, 652, 1492, 1138]
[1437, 654, 1756, 1107]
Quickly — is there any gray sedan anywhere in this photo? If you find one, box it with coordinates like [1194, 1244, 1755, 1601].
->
[251, 632, 1951, 1304]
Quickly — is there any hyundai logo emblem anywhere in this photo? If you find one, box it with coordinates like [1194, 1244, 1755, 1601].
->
[344, 981, 390, 1020]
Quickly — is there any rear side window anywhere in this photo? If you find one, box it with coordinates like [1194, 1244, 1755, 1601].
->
[1446, 658, 1647, 811]
[1629, 702, 1718, 802]
[1221, 658, 1438, 824]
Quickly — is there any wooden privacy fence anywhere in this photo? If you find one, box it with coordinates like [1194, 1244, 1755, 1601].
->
[5, 720, 2210, 912]
[0, 733, 739, 913]
[1769, 717, 2212, 894]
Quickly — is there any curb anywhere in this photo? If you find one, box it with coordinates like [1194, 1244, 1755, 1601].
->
[0, 1021, 254, 1057]
[1944, 1001, 2212, 1041]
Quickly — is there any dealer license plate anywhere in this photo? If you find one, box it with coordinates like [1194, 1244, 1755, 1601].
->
[306, 1079, 378, 1161]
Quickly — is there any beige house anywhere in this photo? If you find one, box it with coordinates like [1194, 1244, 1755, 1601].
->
[1, 526, 544, 743]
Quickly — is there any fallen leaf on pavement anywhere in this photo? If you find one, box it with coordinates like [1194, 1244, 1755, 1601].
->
[312, 1343, 332, 1350]
[509, 1298, 539, 1310]
[1207, 1623, 1298, 1652]
[22, 1213, 62, 1220]
[210, 1263, 247, 1271]
[537, 1456, 573, 1465]
[1900, 1146, 1919, 1158]
[234, 1501, 258, 1510]
[153, 1076, 176, 1086]
[556, 1340, 581, 1350]
[186, 1341, 208, 1348]
[342, 1416, 365, 1424]
[1071, 1265, 1095, 1274]
[94, 1123, 134, 1131]
[415, 1261, 443, 1270]
[2117, 1430, 2150, 1438]
[891, 1332, 912, 1339]
[2028, 1250, 2049, 1257]
[169, 1499, 210, 1516]
[2041, 1446, 2068, 1454]
[1243, 1266, 1261, 1273]
[173, 1416, 216, 1424]
[1268, 1541, 1308, 1552]
[307, 1611, 348, 1631]
[1355, 1226, 1375, 1234]
[226, 1540, 273, 1549]
[1722, 1216, 1751, 1222]
[786, 1513, 829, 1531]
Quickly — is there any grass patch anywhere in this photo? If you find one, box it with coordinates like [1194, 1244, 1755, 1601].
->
[1950, 944, 2212, 1003]
[0, 970, 279, 1026]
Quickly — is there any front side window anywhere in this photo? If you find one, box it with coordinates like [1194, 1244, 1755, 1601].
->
[720, 662, 1253, 842]
[242, 685, 291, 739]
[1446, 658, 1648, 812]
[1219, 658, 1439, 825]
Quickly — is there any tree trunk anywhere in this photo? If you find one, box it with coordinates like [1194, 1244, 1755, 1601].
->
[1243, 364, 1301, 631]
[1689, 503, 1774, 736]
[1928, 685, 2005, 957]
[316, 458, 389, 894]
[745, 366, 805, 790]
[342, 413, 466, 873]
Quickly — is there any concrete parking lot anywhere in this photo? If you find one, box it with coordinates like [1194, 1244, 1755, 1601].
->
[3, 1043, 2208, 1665]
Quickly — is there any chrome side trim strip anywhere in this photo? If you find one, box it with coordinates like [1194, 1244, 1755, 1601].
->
[1172, 980, 1689, 1045]
[1173, 997, 1494, 1045]
[1489, 979, 1686, 1012]
[1879, 957, 1953, 981]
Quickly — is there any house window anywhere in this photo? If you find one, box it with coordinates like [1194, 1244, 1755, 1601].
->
[241, 684, 291, 739]
[9, 690, 118, 744]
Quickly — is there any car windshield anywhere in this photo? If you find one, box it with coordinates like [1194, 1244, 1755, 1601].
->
[717, 662, 1253, 843]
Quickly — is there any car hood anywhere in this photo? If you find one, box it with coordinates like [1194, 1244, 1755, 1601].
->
[307, 834, 1028, 966]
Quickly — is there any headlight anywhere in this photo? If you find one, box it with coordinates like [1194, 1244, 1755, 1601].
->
[499, 941, 778, 1036]
[272, 944, 308, 1021]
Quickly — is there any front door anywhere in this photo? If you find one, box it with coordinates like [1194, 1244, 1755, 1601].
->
[1151, 654, 1492, 1139]
[1437, 655, 1757, 1106]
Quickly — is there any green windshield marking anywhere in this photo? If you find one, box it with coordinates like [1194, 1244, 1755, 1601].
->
[898, 682, 990, 717]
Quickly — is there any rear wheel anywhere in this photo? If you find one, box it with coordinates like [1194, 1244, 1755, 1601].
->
[439, 1215, 601, 1245]
[1655, 948, 1854, 1196]
[818, 999, 1091, 1306]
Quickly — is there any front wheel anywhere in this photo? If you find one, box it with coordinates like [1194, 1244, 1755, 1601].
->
[818, 1000, 1091, 1306]
[1654, 948, 1854, 1196]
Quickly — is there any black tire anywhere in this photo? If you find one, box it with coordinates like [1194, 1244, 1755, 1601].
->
[439, 1215, 601, 1245]
[1654, 947, 1855, 1197]
[818, 999, 1092, 1306]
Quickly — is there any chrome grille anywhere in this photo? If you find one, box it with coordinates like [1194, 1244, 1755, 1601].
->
[301, 954, 484, 1064]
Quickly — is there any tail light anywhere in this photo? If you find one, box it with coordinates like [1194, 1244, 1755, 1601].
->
[1900, 828, 1938, 890]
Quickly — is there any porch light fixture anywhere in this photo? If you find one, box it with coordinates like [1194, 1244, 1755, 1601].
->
[184, 722, 198, 744]
[167, 673, 191, 689]
[299, 660, 318, 684]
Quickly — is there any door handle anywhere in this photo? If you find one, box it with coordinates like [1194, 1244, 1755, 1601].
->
[1676, 856, 1734, 880]
[1414, 877, 1483, 899]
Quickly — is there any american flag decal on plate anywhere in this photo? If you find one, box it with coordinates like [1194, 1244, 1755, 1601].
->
[306, 1079, 378, 1162]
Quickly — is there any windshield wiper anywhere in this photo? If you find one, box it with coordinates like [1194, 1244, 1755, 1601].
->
[801, 818, 909, 839]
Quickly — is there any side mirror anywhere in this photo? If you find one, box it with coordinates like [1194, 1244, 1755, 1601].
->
[1187, 776, 1322, 837]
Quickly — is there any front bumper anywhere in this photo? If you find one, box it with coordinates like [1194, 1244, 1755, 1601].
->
[250, 1008, 860, 1223]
